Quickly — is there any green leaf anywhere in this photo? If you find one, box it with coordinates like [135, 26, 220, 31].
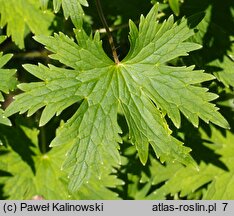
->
[0, 110, 11, 126]
[40, 0, 50, 10]
[212, 42, 234, 87]
[53, 0, 89, 28]
[0, 35, 7, 44]
[0, 0, 54, 48]
[143, 125, 234, 200]
[189, 5, 234, 88]
[124, 5, 228, 129]
[0, 51, 17, 126]
[5, 4, 228, 191]
[0, 123, 121, 199]
[168, 0, 180, 16]
[202, 127, 234, 199]
[146, 161, 221, 199]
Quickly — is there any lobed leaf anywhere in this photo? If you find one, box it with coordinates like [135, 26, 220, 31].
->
[5, 4, 228, 191]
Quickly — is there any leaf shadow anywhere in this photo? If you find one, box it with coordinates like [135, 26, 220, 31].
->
[113, 114, 152, 199]
[171, 115, 229, 171]
[181, 0, 234, 68]
[0, 123, 36, 174]
[0, 183, 9, 199]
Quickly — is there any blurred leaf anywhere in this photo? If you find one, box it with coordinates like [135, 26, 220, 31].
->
[0, 123, 122, 199]
[0, 48, 17, 126]
[47, 0, 89, 28]
[168, 0, 180, 16]
[141, 125, 234, 200]
[202, 127, 234, 199]
[186, 2, 234, 88]
[213, 42, 234, 87]
[0, 0, 54, 48]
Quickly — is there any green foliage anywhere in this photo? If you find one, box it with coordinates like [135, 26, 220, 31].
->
[41, 0, 88, 28]
[5, 4, 228, 192]
[0, 36, 17, 125]
[0, 0, 233, 200]
[0, 0, 54, 48]
[188, 4, 234, 88]
[140, 126, 234, 200]
[0, 120, 121, 199]
[168, 0, 180, 16]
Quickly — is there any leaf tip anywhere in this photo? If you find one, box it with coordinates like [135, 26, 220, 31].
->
[39, 120, 46, 127]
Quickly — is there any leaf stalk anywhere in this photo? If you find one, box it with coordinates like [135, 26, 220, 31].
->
[95, 0, 120, 64]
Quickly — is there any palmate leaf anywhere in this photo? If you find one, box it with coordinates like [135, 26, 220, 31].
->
[0, 123, 121, 199]
[0, 0, 54, 48]
[5, 4, 229, 191]
[0, 36, 17, 126]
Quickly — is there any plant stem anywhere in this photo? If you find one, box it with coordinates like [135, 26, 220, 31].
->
[13, 50, 50, 59]
[96, 11, 165, 33]
[95, 0, 120, 64]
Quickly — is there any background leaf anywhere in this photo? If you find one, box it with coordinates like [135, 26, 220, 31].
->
[168, 0, 180, 16]
[0, 0, 54, 48]
[41, 0, 89, 28]
[0, 36, 17, 126]
[0, 120, 122, 199]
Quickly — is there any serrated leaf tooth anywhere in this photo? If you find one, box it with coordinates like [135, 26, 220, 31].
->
[19, 110, 26, 115]
[39, 104, 56, 126]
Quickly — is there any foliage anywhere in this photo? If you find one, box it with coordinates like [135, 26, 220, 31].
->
[0, 0, 233, 200]
[0, 0, 54, 48]
[0, 36, 17, 126]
